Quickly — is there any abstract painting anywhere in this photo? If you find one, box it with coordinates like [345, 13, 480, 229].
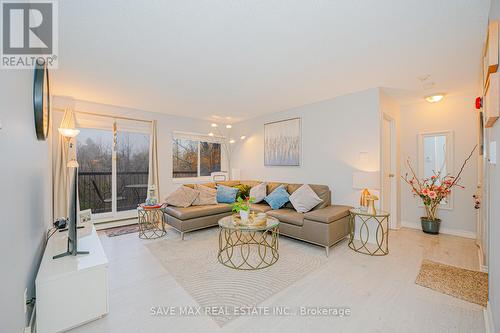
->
[264, 118, 301, 166]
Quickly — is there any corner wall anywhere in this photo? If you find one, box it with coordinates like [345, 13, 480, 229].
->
[232, 88, 381, 207]
[399, 91, 478, 237]
[0, 71, 52, 332]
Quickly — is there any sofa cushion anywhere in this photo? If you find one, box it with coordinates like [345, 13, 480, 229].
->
[164, 186, 198, 208]
[164, 203, 232, 220]
[267, 208, 304, 226]
[286, 183, 330, 210]
[289, 184, 323, 213]
[264, 185, 290, 210]
[216, 184, 239, 203]
[249, 182, 267, 203]
[250, 203, 272, 213]
[192, 184, 217, 206]
[304, 205, 351, 223]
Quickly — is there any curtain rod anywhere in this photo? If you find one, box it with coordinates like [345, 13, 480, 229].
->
[54, 107, 153, 124]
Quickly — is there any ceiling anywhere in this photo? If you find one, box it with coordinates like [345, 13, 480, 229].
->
[53, 0, 490, 122]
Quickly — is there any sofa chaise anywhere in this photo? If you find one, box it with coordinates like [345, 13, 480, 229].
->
[163, 180, 352, 256]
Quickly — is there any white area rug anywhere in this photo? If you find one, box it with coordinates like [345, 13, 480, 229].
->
[145, 227, 327, 326]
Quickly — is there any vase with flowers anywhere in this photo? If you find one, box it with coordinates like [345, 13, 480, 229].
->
[231, 196, 255, 222]
[402, 146, 476, 234]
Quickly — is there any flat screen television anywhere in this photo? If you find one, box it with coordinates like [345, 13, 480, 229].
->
[53, 167, 89, 259]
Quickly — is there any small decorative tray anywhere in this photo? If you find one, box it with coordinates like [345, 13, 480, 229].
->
[233, 214, 267, 227]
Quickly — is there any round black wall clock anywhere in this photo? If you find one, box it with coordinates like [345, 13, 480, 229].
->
[33, 62, 50, 141]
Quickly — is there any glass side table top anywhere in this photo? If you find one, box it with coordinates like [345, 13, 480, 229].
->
[349, 208, 390, 217]
[218, 215, 280, 231]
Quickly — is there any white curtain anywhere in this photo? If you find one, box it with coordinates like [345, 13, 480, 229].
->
[53, 108, 77, 218]
[148, 120, 160, 199]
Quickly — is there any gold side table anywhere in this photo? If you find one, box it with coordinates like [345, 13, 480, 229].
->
[348, 208, 389, 256]
[137, 206, 166, 239]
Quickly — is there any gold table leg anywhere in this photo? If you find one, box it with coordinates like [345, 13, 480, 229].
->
[137, 209, 166, 240]
[217, 227, 279, 270]
[348, 213, 389, 256]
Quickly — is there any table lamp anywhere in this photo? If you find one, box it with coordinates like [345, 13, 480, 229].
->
[352, 171, 380, 210]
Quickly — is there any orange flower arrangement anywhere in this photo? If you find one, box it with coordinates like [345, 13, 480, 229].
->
[403, 146, 476, 221]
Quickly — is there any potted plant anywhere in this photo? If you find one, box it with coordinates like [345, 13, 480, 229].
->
[232, 196, 255, 222]
[402, 146, 476, 234]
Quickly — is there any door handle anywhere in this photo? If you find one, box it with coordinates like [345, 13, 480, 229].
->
[388, 173, 395, 178]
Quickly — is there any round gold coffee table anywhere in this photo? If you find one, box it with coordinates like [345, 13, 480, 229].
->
[217, 215, 279, 270]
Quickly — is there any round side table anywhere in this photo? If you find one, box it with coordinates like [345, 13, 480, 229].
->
[348, 208, 389, 256]
[137, 206, 166, 239]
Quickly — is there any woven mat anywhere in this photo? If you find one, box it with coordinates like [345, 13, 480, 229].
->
[415, 259, 488, 307]
[105, 224, 139, 237]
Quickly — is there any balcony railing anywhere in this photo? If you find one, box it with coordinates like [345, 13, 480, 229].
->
[78, 171, 149, 214]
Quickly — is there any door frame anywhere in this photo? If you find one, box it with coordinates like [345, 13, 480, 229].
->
[381, 113, 399, 229]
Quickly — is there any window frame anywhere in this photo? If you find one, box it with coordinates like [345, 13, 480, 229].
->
[172, 132, 224, 183]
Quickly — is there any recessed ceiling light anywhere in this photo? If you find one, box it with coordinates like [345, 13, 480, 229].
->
[208, 132, 214, 136]
[226, 124, 232, 129]
[240, 135, 246, 140]
[425, 94, 445, 103]
[211, 123, 218, 127]
[229, 139, 235, 144]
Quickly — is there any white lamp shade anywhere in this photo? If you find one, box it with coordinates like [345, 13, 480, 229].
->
[352, 171, 380, 190]
[59, 108, 80, 138]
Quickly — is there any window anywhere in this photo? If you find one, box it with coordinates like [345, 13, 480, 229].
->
[172, 134, 222, 178]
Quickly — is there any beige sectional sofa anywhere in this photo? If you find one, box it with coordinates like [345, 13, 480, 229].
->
[163, 180, 352, 256]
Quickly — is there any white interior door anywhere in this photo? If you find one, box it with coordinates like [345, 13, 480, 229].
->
[382, 115, 398, 229]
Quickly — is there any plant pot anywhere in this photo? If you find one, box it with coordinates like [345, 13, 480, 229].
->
[420, 217, 441, 234]
[240, 210, 250, 222]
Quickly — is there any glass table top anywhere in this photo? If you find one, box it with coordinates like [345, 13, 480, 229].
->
[350, 207, 390, 217]
[218, 215, 280, 231]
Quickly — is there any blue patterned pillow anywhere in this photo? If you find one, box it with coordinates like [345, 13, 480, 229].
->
[264, 185, 290, 210]
[216, 185, 239, 204]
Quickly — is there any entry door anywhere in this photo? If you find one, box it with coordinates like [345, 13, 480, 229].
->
[382, 115, 397, 229]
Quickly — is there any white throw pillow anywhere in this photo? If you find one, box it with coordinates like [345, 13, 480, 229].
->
[289, 184, 323, 213]
[164, 186, 198, 208]
[249, 182, 267, 203]
[192, 184, 217, 206]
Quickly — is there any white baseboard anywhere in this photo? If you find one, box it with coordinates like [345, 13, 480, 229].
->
[484, 302, 495, 333]
[400, 220, 477, 239]
[478, 244, 489, 273]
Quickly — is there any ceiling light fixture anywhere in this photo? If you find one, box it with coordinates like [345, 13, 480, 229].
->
[425, 94, 445, 103]
[229, 139, 235, 144]
[211, 123, 218, 127]
[226, 124, 232, 129]
[208, 132, 214, 137]
[240, 135, 246, 140]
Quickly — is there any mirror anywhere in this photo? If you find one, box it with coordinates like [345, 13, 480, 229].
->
[418, 131, 454, 209]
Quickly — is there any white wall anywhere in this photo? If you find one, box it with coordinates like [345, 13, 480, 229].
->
[0, 71, 52, 332]
[232, 88, 381, 207]
[485, 1, 500, 329]
[399, 91, 478, 237]
[52, 96, 214, 200]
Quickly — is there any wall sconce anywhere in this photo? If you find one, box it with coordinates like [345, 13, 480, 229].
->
[58, 108, 80, 139]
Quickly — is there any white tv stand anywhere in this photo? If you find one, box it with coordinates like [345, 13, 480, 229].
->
[36, 224, 109, 333]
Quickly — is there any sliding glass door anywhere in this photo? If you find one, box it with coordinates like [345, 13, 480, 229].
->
[77, 124, 150, 221]
[116, 131, 150, 212]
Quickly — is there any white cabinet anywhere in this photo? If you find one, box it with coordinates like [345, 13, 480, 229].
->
[485, 72, 500, 128]
[36, 225, 109, 333]
[483, 20, 500, 128]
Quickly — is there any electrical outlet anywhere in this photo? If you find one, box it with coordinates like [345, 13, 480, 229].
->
[23, 288, 27, 314]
